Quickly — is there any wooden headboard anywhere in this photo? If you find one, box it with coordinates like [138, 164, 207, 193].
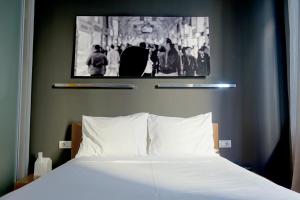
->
[71, 123, 219, 159]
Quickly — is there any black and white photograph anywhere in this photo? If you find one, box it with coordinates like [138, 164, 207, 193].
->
[74, 16, 210, 78]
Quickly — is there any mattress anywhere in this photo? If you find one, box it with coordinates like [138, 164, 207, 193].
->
[2, 156, 300, 200]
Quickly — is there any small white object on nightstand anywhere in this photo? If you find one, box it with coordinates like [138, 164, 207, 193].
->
[34, 152, 52, 177]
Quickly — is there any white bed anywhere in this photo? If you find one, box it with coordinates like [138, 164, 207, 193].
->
[3, 114, 300, 200]
[2, 156, 300, 200]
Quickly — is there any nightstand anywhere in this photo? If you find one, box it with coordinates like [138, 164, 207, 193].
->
[14, 174, 38, 190]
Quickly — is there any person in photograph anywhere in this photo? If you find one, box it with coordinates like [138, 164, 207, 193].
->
[182, 47, 197, 76]
[150, 44, 159, 76]
[175, 45, 183, 76]
[202, 42, 210, 57]
[196, 46, 210, 76]
[143, 50, 154, 77]
[199, 32, 206, 50]
[191, 45, 198, 59]
[119, 44, 149, 77]
[106, 45, 120, 76]
[159, 38, 180, 76]
[99, 46, 106, 55]
[99, 46, 107, 56]
[156, 46, 166, 76]
[139, 42, 147, 49]
[86, 44, 108, 77]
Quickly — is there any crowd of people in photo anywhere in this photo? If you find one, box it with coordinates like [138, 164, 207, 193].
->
[86, 38, 210, 77]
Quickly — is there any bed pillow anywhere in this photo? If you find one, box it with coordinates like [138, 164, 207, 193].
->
[76, 113, 149, 158]
[148, 113, 215, 156]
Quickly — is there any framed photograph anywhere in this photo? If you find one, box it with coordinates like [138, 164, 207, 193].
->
[73, 16, 210, 78]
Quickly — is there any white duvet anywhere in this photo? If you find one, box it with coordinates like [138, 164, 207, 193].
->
[2, 156, 300, 200]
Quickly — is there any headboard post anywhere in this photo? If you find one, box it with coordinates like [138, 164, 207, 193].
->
[71, 123, 82, 159]
[213, 123, 219, 152]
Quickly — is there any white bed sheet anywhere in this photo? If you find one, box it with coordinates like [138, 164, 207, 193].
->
[2, 156, 300, 200]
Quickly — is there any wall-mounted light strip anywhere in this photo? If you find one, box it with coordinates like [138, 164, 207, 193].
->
[52, 83, 136, 89]
[155, 83, 236, 89]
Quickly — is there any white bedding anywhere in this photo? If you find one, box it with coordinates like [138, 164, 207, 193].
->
[2, 156, 300, 200]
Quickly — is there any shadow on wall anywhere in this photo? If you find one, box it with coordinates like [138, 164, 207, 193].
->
[29, 125, 72, 173]
[237, 0, 291, 188]
[258, 0, 291, 188]
[56, 124, 72, 167]
[263, 129, 292, 188]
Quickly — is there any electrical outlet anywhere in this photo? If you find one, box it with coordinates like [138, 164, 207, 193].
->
[59, 141, 72, 149]
[219, 140, 232, 148]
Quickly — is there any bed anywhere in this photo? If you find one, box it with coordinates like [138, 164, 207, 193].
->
[1, 115, 300, 200]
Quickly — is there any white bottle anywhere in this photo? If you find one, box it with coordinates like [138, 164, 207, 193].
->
[34, 152, 52, 177]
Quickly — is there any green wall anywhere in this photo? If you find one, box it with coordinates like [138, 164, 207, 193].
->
[0, 0, 21, 196]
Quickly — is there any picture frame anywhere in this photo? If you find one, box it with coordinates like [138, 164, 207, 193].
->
[73, 16, 210, 78]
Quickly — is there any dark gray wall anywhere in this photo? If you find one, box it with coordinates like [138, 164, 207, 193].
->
[30, 0, 291, 186]
[0, 0, 21, 196]
[239, 0, 291, 186]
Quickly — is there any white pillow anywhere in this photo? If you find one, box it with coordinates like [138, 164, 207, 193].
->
[148, 113, 215, 156]
[76, 113, 149, 158]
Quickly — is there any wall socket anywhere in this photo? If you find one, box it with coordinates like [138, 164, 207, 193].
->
[219, 140, 232, 148]
[59, 141, 72, 149]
